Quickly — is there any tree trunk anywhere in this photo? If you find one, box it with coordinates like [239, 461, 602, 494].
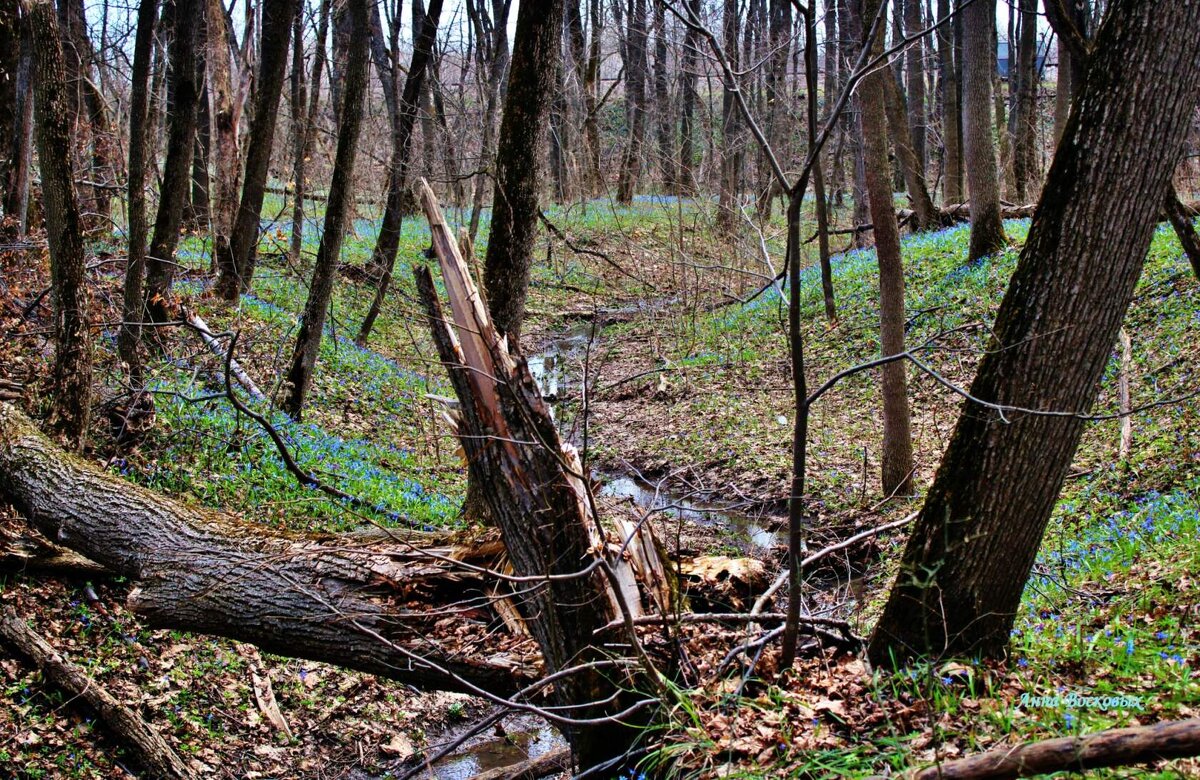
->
[0, 1, 18, 206]
[882, 64, 939, 230]
[939, 0, 962, 204]
[717, 0, 742, 231]
[144, 0, 200, 325]
[902, 0, 926, 172]
[2, 5, 34, 237]
[616, 0, 648, 204]
[206, 0, 242, 289]
[652, 0, 673, 191]
[858, 0, 913, 498]
[1053, 45, 1071, 144]
[1010, 0, 1038, 202]
[869, 0, 1200, 663]
[119, 0, 157, 387]
[1165, 184, 1200, 281]
[356, 0, 444, 346]
[289, 0, 330, 265]
[417, 183, 662, 771]
[481, 0, 565, 344]
[217, 0, 301, 299]
[466, 0, 511, 243]
[0, 403, 541, 697]
[281, 0, 369, 421]
[677, 0, 700, 194]
[28, 0, 92, 450]
[961, 0, 1006, 261]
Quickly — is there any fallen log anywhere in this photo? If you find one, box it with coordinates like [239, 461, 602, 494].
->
[908, 718, 1200, 780]
[182, 308, 266, 400]
[0, 401, 541, 697]
[0, 607, 196, 779]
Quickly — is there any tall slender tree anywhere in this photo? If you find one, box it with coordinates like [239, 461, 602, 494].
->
[481, 0, 566, 343]
[961, 0, 1006, 260]
[216, 0, 302, 299]
[26, 0, 91, 448]
[616, 0, 648, 203]
[289, 0, 331, 265]
[119, 0, 157, 385]
[2, 2, 34, 236]
[937, 0, 962, 203]
[356, 0, 444, 346]
[144, 0, 201, 325]
[870, 0, 1200, 664]
[858, 0, 913, 497]
[282, 0, 369, 420]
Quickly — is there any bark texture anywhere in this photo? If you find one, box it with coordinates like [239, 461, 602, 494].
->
[869, 0, 1200, 663]
[217, 0, 301, 298]
[0, 403, 539, 696]
[481, 0, 565, 343]
[145, 0, 201, 325]
[960, 0, 1006, 260]
[858, 0, 913, 497]
[28, 0, 92, 449]
[282, 0, 369, 420]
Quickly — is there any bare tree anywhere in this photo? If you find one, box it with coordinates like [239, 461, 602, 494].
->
[1, 2, 34, 236]
[961, 0, 1006, 260]
[282, 0, 369, 420]
[119, 0, 157, 386]
[289, 0, 331, 265]
[616, 0, 649, 203]
[869, 0, 1200, 663]
[937, 0, 962, 203]
[144, 0, 201, 325]
[216, 0, 302, 299]
[858, 0, 913, 497]
[26, 0, 92, 449]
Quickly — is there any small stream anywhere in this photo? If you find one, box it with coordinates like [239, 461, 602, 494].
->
[528, 320, 781, 552]
[431, 720, 561, 780]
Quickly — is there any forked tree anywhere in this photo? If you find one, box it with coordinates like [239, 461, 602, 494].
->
[869, 0, 1200, 664]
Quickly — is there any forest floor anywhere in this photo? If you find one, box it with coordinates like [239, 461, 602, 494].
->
[0, 192, 1198, 778]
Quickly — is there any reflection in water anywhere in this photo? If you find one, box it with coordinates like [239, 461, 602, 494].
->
[432, 725, 561, 780]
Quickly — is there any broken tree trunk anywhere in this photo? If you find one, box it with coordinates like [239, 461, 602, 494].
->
[413, 177, 671, 771]
[907, 718, 1200, 780]
[0, 608, 196, 779]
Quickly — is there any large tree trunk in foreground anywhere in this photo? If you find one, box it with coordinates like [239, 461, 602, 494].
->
[960, 0, 1006, 261]
[282, 0, 369, 420]
[216, 0, 301, 299]
[909, 717, 1200, 780]
[28, 0, 91, 450]
[482, 0, 565, 344]
[858, 0, 913, 498]
[869, 0, 1200, 664]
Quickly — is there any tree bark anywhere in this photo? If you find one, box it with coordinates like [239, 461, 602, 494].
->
[869, 0, 1200, 663]
[355, 0, 444, 346]
[882, 64, 939, 230]
[466, 0, 512, 243]
[282, 0, 369, 420]
[858, 0, 913, 498]
[0, 402, 540, 697]
[217, 0, 301, 299]
[960, 0, 1006, 261]
[717, 0, 742, 231]
[652, 0, 673, 191]
[144, 0, 200, 325]
[1010, 0, 1038, 202]
[939, 0, 962, 204]
[119, 0, 157, 387]
[206, 0, 242, 288]
[481, 0, 565, 344]
[3, 5, 35, 236]
[902, 0, 927, 172]
[28, 0, 92, 450]
[616, 0, 648, 203]
[677, 0, 700, 194]
[289, 0, 330, 265]
[1165, 184, 1200, 281]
